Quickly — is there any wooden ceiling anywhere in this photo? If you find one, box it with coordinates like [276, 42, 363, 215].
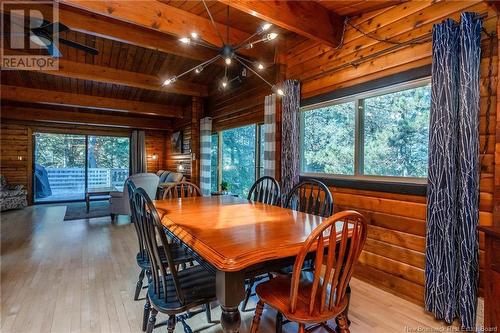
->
[1, 0, 404, 130]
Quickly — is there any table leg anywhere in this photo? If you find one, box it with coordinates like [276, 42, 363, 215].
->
[216, 270, 245, 333]
[86, 193, 90, 213]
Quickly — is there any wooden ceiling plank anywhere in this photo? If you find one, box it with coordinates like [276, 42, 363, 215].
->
[35, 59, 208, 97]
[218, 0, 344, 47]
[1, 106, 172, 130]
[60, 0, 266, 59]
[1, 85, 184, 118]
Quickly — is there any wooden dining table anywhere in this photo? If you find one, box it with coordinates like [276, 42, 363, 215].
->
[154, 195, 350, 333]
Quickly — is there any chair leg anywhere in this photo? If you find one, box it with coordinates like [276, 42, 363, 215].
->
[250, 300, 264, 333]
[205, 302, 212, 323]
[298, 323, 305, 333]
[134, 269, 145, 301]
[167, 314, 177, 333]
[335, 314, 350, 333]
[275, 312, 283, 333]
[142, 296, 151, 332]
[241, 278, 255, 311]
[146, 308, 158, 333]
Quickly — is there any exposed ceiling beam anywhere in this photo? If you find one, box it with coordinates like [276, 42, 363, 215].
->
[39, 59, 208, 97]
[1, 106, 172, 130]
[60, 0, 273, 60]
[217, 0, 344, 47]
[34, 4, 218, 62]
[1, 85, 184, 118]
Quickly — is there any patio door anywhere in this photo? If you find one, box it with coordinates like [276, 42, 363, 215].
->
[33, 132, 130, 203]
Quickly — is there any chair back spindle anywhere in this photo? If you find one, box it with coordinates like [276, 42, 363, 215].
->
[133, 188, 185, 305]
[162, 181, 201, 199]
[127, 180, 147, 261]
[289, 211, 367, 315]
[284, 179, 333, 217]
[247, 176, 280, 206]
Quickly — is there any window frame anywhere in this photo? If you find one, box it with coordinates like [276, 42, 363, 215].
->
[300, 77, 431, 184]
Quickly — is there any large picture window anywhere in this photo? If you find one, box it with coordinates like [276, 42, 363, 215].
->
[300, 79, 431, 181]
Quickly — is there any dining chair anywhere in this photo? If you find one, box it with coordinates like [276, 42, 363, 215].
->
[133, 188, 216, 333]
[284, 179, 333, 218]
[250, 210, 367, 333]
[162, 181, 201, 199]
[247, 176, 281, 206]
[127, 181, 192, 314]
[241, 176, 281, 311]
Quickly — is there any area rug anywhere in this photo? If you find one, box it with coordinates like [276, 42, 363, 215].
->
[63, 201, 110, 221]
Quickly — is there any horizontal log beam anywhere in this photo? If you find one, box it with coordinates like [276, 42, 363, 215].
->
[1, 85, 184, 118]
[61, 0, 270, 60]
[40, 59, 208, 97]
[218, 0, 343, 47]
[0, 106, 172, 130]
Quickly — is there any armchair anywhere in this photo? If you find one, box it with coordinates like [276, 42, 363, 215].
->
[0, 175, 28, 211]
[109, 173, 159, 220]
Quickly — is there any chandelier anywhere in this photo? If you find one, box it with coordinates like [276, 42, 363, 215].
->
[162, 0, 284, 96]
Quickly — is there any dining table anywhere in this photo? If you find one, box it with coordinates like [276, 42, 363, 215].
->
[154, 195, 351, 333]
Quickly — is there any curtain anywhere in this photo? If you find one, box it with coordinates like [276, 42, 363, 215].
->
[281, 80, 301, 201]
[131, 130, 147, 174]
[425, 13, 482, 330]
[199, 117, 212, 196]
[263, 94, 276, 178]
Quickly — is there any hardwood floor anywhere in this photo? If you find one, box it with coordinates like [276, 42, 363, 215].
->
[0, 205, 479, 333]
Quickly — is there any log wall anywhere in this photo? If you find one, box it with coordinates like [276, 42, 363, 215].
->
[284, 0, 497, 304]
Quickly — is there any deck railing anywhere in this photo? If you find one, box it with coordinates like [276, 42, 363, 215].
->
[46, 168, 128, 193]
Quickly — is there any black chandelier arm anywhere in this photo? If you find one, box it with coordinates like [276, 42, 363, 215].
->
[174, 54, 221, 81]
[234, 30, 264, 50]
[235, 56, 273, 88]
[190, 39, 220, 51]
[202, 0, 225, 46]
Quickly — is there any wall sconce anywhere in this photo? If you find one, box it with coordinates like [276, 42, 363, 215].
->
[177, 164, 184, 173]
[151, 153, 158, 161]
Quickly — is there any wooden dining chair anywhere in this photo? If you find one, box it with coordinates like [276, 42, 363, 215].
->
[162, 181, 201, 199]
[250, 210, 367, 333]
[284, 179, 333, 218]
[247, 176, 281, 206]
[133, 188, 216, 333]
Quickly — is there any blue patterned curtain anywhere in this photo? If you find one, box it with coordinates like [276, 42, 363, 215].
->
[281, 80, 301, 201]
[425, 13, 482, 330]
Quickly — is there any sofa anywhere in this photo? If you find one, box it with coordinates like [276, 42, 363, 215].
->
[109, 173, 159, 220]
[156, 171, 184, 198]
[0, 175, 28, 211]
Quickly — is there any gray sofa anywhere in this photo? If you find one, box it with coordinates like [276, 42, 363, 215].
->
[0, 175, 28, 211]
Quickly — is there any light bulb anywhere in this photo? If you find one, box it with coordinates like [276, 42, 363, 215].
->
[267, 32, 278, 40]
[179, 37, 190, 44]
[261, 23, 272, 31]
[163, 77, 176, 86]
[195, 66, 203, 74]
[257, 63, 264, 70]
[225, 57, 232, 65]
[190, 32, 198, 39]
[277, 88, 284, 96]
[246, 43, 254, 49]
[221, 78, 228, 88]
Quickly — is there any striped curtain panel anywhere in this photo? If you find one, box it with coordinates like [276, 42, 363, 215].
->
[281, 80, 301, 201]
[263, 94, 276, 178]
[425, 13, 482, 330]
[199, 117, 212, 196]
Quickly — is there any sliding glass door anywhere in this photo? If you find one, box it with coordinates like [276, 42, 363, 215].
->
[34, 132, 130, 203]
[34, 133, 87, 202]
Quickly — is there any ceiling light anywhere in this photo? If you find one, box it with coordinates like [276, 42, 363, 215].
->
[179, 37, 190, 44]
[277, 88, 284, 96]
[190, 32, 198, 39]
[267, 33, 278, 40]
[261, 23, 272, 31]
[257, 63, 264, 70]
[225, 57, 232, 65]
[163, 77, 176, 86]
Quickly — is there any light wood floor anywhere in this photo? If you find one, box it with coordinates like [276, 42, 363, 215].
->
[0, 205, 474, 333]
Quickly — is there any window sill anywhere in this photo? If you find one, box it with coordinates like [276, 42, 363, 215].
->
[299, 174, 427, 196]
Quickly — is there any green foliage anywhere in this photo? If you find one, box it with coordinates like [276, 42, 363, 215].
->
[302, 84, 431, 178]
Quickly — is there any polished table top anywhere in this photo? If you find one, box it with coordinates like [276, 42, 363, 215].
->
[154, 196, 331, 272]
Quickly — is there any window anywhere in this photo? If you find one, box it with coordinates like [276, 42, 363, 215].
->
[221, 124, 256, 197]
[300, 79, 431, 181]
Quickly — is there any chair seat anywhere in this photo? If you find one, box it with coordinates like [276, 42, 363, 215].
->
[136, 245, 192, 270]
[255, 272, 348, 324]
[148, 264, 216, 313]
